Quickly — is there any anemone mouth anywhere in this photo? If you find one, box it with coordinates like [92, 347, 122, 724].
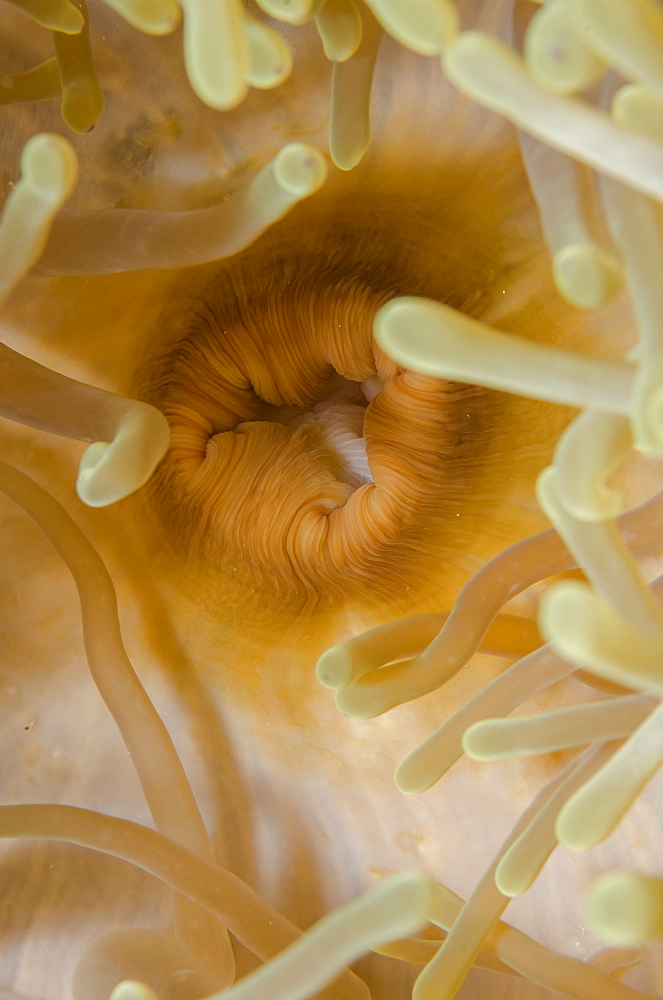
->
[130, 159, 569, 618]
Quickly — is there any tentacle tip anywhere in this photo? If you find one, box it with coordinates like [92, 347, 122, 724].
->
[61, 94, 106, 136]
[316, 645, 349, 688]
[274, 143, 328, 197]
[55, 5, 85, 34]
[109, 981, 159, 1000]
[76, 442, 117, 507]
[393, 759, 427, 796]
[334, 686, 376, 719]
[256, 0, 314, 26]
[331, 144, 368, 172]
[494, 865, 525, 899]
[76, 410, 170, 508]
[22, 132, 78, 203]
[141, 2, 182, 35]
[460, 725, 489, 761]
[553, 244, 623, 310]
[186, 60, 249, 112]
[587, 870, 661, 946]
[554, 812, 600, 853]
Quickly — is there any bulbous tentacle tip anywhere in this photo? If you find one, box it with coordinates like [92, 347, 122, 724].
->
[109, 982, 159, 1000]
[21, 132, 78, 203]
[273, 143, 328, 197]
[588, 869, 663, 947]
[76, 404, 170, 508]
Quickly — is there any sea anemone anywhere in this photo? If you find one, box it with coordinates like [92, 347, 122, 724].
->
[1, 1, 663, 999]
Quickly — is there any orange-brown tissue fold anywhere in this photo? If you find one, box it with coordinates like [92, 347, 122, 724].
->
[130, 156, 578, 627]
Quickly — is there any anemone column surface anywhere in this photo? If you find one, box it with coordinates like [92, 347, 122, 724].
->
[0, 2, 663, 1000]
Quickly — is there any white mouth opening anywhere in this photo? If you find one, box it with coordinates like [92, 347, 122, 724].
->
[288, 377, 383, 488]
